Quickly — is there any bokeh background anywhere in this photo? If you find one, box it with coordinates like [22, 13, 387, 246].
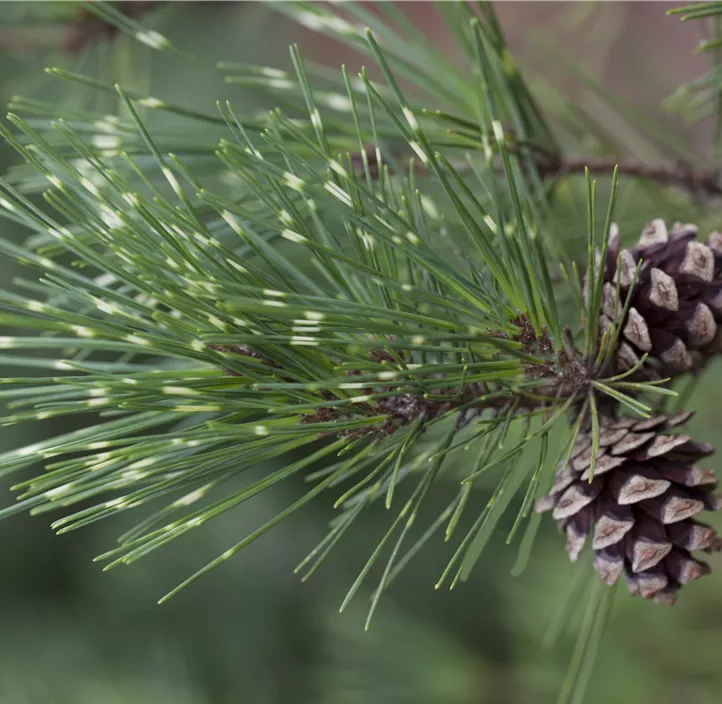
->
[0, 3, 721, 703]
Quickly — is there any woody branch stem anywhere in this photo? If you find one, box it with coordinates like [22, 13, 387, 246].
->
[366, 146, 722, 196]
[529, 154, 722, 197]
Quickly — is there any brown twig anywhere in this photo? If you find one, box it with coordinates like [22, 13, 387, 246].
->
[531, 154, 722, 197]
[214, 331, 558, 438]
[63, 2, 157, 54]
[355, 144, 722, 198]
[292, 314, 589, 439]
[0, 3, 161, 57]
[210, 343, 281, 371]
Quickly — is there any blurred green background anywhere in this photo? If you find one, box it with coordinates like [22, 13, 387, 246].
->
[0, 3, 721, 703]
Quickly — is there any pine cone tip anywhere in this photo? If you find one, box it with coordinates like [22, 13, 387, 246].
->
[538, 412, 720, 604]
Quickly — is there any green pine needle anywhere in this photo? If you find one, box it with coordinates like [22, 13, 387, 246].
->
[0, 19, 684, 703]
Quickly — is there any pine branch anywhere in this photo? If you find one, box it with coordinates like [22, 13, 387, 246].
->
[0, 11, 719, 693]
[3, 2, 722, 701]
[63, 1, 159, 54]
[533, 154, 722, 196]
[666, 3, 722, 157]
[0, 0, 603, 615]
[357, 143, 722, 196]
[0, 2, 163, 57]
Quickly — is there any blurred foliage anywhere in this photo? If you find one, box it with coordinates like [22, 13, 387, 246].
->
[0, 3, 721, 704]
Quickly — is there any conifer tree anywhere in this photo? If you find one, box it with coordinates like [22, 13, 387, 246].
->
[0, 2, 721, 701]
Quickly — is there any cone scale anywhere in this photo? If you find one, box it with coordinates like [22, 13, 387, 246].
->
[537, 412, 721, 604]
[595, 219, 722, 376]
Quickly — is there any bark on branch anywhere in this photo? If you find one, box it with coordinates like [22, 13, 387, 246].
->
[355, 146, 722, 198]
[531, 154, 722, 197]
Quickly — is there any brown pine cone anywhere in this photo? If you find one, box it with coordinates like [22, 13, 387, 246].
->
[536, 411, 721, 604]
[593, 219, 722, 376]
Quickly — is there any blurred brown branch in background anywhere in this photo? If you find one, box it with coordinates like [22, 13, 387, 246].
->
[532, 154, 722, 197]
[355, 145, 722, 198]
[0, 2, 158, 57]
[63, 1, 156, 54]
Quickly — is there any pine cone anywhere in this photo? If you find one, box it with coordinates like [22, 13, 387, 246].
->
[536, 411, 721, 604]
[594, 219, 722, 376]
